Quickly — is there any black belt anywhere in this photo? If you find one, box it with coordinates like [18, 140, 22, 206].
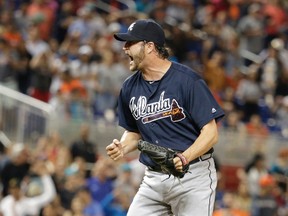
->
[148, 151, 214, 173]
[189, 152, 213, 165]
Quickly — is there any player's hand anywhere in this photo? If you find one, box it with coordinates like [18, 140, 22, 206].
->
[106, 139, 124, 161]
[173, 156, 183, 172]
[173, 153, 188, 172]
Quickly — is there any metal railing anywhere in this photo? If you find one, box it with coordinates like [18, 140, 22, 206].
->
[0, 84, 54, 145]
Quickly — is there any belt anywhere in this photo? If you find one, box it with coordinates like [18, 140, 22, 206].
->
[189, 152, 213, 165]
[148, 152, 214, 173]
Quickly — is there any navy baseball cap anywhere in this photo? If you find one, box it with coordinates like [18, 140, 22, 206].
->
[114, 19, 165, 46]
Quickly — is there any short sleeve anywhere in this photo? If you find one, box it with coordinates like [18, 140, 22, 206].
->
[117, 88, 139, 132]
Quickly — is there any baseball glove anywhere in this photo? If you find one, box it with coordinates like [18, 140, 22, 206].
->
[138, 140, 189, 178]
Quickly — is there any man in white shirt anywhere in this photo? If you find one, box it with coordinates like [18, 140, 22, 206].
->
[0, 161, 56, 216]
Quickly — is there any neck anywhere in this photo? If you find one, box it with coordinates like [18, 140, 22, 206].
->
[141, 58, 171, 81]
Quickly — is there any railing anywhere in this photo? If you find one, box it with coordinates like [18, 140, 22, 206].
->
[0, 84, 54, 145]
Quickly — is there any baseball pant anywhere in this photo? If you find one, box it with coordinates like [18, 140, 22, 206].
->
[127, 157, 217, 216]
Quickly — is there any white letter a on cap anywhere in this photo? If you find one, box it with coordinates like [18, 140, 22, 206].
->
[128, 22, 136, 31]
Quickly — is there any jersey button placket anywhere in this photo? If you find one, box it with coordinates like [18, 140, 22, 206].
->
[148, 123, 158, 144]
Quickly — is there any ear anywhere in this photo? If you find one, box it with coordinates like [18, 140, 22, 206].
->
[146, 42, 156, 54]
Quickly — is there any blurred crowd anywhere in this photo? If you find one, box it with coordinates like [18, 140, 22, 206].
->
[0, 0, 287, 135]
[0, 123, 146, 215]
[0, 0, 288, 215]
[214, 149, 288, 216]
[0, 123, 287, 216]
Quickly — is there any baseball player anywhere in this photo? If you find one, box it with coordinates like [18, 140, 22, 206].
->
[106, 19, 225, 216]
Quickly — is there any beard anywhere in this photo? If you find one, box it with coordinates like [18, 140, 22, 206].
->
[129, 45, 146, 72]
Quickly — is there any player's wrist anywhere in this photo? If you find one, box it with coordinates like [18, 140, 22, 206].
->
[176, 153, 189, 166]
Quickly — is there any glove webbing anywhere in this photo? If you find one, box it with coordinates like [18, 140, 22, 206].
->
[138, 140, 189, 179]
[138, 140, 174, 153]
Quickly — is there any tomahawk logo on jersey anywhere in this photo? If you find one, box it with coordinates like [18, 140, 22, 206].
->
[129, 91, 186, 124]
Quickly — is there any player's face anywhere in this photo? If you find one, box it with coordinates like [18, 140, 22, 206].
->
[123, 41, 146, 71]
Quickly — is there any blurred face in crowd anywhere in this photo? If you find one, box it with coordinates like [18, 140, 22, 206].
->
[92, 157, 116, 180]
[0, 11, 12, 24]
[12, 148, 29, 165]
[62, 0, 73, 13]
[237, 182, 249, 197]
[28, 26, 40, 41]
[9, 186, 21, 200]
[226, 111, 240, 127]
[255, 157, 266, 170]
[8, 179, 22, 200]
[42, 204, 57, 216]
[71, 197, 85, 213]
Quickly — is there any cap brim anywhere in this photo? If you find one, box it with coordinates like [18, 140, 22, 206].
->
[114, 33, 141, 42]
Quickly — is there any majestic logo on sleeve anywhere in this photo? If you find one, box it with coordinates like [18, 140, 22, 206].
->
[129, 91, 186, 124]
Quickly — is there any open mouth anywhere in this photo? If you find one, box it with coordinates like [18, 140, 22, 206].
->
[128, 55, 134, 65]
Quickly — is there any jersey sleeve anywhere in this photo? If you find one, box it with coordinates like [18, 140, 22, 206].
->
[117, 88, 139, 132]
[188, 79, 225, 129]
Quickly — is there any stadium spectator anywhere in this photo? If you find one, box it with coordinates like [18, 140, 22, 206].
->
[29, 50, 54, 102]
[1, 21, 22, 47]
[41, 197, 66, 216]
[101, 186, 132, 216]
[13, 1, 30, 40]
[63, 195, 86, 216]
[213, 191, 249, 216]
[52, 0, 75, 44]
[275, 96, 288, 137]
[221, 87, 240, 114]
[0, 38, 13, 83]
[269, 147, 288, 194]
[236, 3, 265, 66]
[86, 157, 116, 203]
[0, 160, 56, 216]
[58, 167, 86, 210]
[235, 64, 263, 122]
[70, 123, 98, 170]
[49, 50, 71, 92]
[275, 70, 288, 99]
[67, 5, 105, 44]
[203, 49, 226, 94]
[251, 174, 278, 216]
[26, 0, 57, 41]
[76, 186, 104, 216]
[246, 153, 269, 197]
[25, 24, 50, 57]
[262, 0, 288, 46]
[233, 182, 252, 214]
[0, 143, 30, 197]
[69, 45, 96, 80]
[59, 70, 87, 97]
[10, 39, 32, 95]
[245, 114, 270, 138]
[222, 110, 246, 134]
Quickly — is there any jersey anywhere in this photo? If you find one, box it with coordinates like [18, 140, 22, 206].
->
[117, 62, 225, 167]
